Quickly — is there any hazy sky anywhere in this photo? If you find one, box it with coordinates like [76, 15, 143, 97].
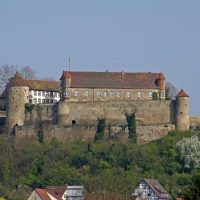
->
[0, 1, 200, 115]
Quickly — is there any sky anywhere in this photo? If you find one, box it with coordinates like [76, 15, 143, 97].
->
[0, 0, 200, 115]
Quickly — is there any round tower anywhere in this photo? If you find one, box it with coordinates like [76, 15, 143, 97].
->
[6, 86, 29, 129]
[175, 89, 189, 131]
[57, 101, 69, 125]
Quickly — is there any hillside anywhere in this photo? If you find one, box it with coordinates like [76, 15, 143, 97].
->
[0, 130, 199, 200]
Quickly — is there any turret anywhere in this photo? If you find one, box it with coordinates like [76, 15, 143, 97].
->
[157, 73, 166, 99]
[60, 71, 72, 100]
[175, 89, 189, 131]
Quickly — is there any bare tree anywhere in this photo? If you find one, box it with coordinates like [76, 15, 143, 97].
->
[20, 66, 36, 80]
[0, 64, 17, 94]
[165, 82, 178, 100]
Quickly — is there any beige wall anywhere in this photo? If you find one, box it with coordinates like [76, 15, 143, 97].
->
[64, 88, 161, 102]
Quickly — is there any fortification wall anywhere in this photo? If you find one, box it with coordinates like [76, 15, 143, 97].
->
[62, 100, 175, 126]
[14, 123, 175, 144]
[189, 116, 200, 128]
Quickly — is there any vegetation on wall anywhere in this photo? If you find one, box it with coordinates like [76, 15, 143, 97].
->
[125, 113, 137, 143]
[152, 92, 159, 100]
[94, 118, 106, 142]
[25, 103, 35, 113]
[37, 125, 44, 143]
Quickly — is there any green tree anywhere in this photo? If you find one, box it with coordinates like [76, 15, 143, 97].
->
[38, 128, 44, 143]
[184, 173, 200, 200]
[94, 118, 106, 142]
[126, 113, 137, 143]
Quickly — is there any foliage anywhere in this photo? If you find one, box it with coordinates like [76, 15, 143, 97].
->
[0, 131, 199, 199]
[152, 92, 158, 100]
[94, 118, 106, 142]
[176, 136, 200, 170]
[184, 172, 200, 200]
[37, 127, 44, 143]
[125, 113, 137, 143]
[25, 103, 35, 112]
[165, 82, 178, 100]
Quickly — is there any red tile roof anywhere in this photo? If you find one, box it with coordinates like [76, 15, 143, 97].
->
[177, 89, 189, 97]
[46, 186, 67, 199]
[35, 186, 67, 200]
[35, 189, 51, 200]
[61, 71, 165, 89]
[7, 72, 60, 92]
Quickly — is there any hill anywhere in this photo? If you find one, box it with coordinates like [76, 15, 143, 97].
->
[0, 130, 199, 199]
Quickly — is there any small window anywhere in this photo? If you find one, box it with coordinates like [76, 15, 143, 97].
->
[74, 90, 79, 97]
[110, 91, 114, 97]
[46, 92, 50, 97]
[46, 99, 49, 104]
[29, 99, 33, 103]
[149, 92, 153, 99]
[116, 92, 121, 97]
[33, 98, 37, 103]
[34, 91, 37, 96]
[85, 90, 89, 97]
[137, 91, 142, 98]
[72, 120, 76, 125]
[42, 99, 45, 104]
[104, 91, 108, 97]
[127, 91, 131, 97]
[38, 91, 41, 96]
[97, 91, 101, 97]
[42, 91, 45, 96]
[50, 92, 53, 97]
[50, 99, 53, 104]
[38, 99, 41, 103]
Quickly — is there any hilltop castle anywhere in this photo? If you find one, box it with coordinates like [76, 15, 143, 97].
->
[0, 70, 194, 143]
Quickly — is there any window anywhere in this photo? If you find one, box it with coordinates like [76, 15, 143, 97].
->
[137, 91, 142, 98]
[116, 91, 121, 97]
[29, 99, 33, 103]
[110, 91, 114, 97]
[42, 99, 45, 104]
[85, 90, 89, 97]
[33, 98, 37, 103]
[34, 91, 37, 96]
[50, 99, 53, 104]
[42, 91, 45, 96]
[127, 91, 131, 97]
[64, 91, 70, 97]
[104, 91, 108, 97]
[46, 99, 49, 104]
[74, 90, 79, 97]
[46, 92, 50, 97]
[50, 92, 53, 97]
[38, 99, 41, 103]
[38, 91, 41, 96]
[149, 92, 153, 99]
[97, 91, 101, 97]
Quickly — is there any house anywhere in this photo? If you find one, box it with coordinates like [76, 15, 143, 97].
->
[27, 185, 85, 200]
[28, 186, 67, 200]
[60, 71, 166, 102]
[133, 179, 172, 200]
[64, 186, 85, 200]
[0, 72, 60, 106]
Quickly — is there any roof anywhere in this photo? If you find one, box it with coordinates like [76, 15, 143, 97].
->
[176, 89, 189, 97]
[35, 189, 51, 200]
[65, 185, 85, 197]
[144, 179, 172, 200]
[6, 72, 60, 92]
[61, 71, 165, 89]
[35, 186, 67, 200]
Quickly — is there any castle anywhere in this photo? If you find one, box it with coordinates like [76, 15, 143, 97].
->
[0, 70, 196, 144]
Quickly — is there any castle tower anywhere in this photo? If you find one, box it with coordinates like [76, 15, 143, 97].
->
[60, 71, 72, 101]
[56, 101, 69, 125]
[157, 73, 166, 99]
[6, 86, 29, 129]
[175, 89, 189, 131]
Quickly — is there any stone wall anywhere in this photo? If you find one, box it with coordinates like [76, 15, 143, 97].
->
[189, 116, 200, 128]
[15, 122, 175, 144]
[63, 100, 175, 126]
